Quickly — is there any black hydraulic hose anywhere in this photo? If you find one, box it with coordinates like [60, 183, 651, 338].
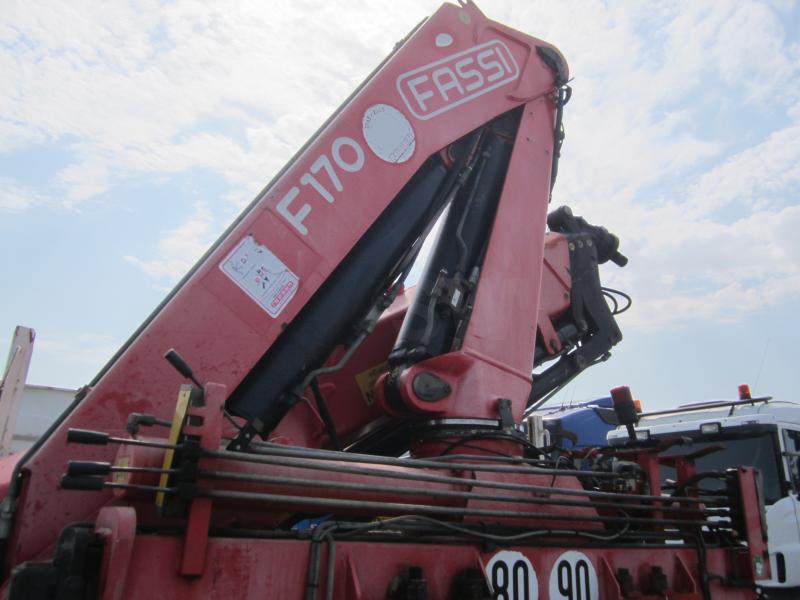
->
[309, 379, 342, 451]
[672, 471, 728, 497]
[548, 84, 571, 199]
[686, 531, 713, 600]
[453, 150, 489, 275]
[305, 522, 337, 600]
[324, 535, 336, 600]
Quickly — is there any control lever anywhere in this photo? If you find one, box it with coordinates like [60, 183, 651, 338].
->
[164, 348, 203, 389]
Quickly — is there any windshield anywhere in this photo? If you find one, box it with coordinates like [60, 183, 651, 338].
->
[658, 431, 783, 505]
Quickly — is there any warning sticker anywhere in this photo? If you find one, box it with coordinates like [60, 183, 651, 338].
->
[355, 362, 389, 405]
[219, 235, 299, 318]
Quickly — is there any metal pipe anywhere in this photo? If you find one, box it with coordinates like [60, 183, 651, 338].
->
[205, 448, 706, 505]
[195, 487, 720, 528]
[198, 468, 715, 517]
[422, 453, 553, 466]
[239, 442, 620, 478]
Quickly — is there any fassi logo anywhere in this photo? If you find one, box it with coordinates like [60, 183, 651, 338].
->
[397, 39, 519, 121]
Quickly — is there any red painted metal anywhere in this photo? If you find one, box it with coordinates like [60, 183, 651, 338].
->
[537, 234, 571, 356]
[94, 507, 136, 600]
[736, 466, 771, 581]
[85, 513, 757, 600]
[179, 382, 225, 576]
[88, 399, 768, 598]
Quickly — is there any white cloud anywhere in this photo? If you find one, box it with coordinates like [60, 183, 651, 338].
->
[0, 0, 438, 204]
[0, 178, 47, 210]
[56, 155, 110, 204]
[22, 331, 121, 387]
[0, 118, 45, 152]
[599, 199, 800, 329]
[33, 331, 121, 374]
[685, 125, 800, 217]
[124, 203, 218, 281]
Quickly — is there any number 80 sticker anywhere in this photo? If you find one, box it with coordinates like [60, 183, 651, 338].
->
[548, 551, 598, 600]
[484, 551, 538, 600]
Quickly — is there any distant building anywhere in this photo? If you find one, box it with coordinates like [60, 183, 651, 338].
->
[1, 326, 76, 454]
[11, 384, 75, 452]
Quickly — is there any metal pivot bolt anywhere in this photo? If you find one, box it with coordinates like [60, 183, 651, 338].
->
[412, 372, 452, 402]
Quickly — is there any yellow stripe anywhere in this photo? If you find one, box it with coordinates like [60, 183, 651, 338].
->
[156, 386, 192, 508]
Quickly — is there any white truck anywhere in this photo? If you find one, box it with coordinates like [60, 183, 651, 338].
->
[608, 394, 800, 599]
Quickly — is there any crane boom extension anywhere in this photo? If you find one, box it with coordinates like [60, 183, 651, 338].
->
[0, 3, 770, 599]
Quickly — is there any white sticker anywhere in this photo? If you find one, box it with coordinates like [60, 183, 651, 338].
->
[219, 235, 299, 317]
[485, 551, 538, 600]
[549, 551, 598, 600]
[435, 33, 454, 48]
[362, 104, 415, 164]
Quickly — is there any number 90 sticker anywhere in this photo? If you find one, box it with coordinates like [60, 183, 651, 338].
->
[484, 551, 538, 600]
[549, 551, 598, 600]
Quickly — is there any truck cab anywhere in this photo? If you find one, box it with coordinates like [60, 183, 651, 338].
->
[536, 396, 620, 449]
[608, 397, 800, 598]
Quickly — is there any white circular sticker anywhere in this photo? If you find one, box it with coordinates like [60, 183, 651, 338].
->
[435, 32, 453, 47]
[548, 551, 598, 600]
[362, 103, 415, 164]
[485, 550, 538, 600]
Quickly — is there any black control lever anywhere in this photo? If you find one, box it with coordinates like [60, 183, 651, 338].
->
[66, 461, 112, 477]
[60, 476, 105, 491]
[164, 348, 203, 388]
[66, 428, 180, 450]
[66, 429, 110, 445]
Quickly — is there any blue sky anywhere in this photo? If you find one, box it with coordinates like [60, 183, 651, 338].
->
[1, 1, 799, 410]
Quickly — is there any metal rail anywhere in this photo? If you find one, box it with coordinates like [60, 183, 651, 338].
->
[82, 479, 725, 529]
[206, 448, 714, 506]
[246, 442, 621, 478]
[198, 468, 718, 517]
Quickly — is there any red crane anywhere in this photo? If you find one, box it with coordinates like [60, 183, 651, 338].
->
[0, 3, 768, 598]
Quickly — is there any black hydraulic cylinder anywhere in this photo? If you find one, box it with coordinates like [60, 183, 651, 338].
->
[389, 128, 514, 365]
[226, 156, 451, 435]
